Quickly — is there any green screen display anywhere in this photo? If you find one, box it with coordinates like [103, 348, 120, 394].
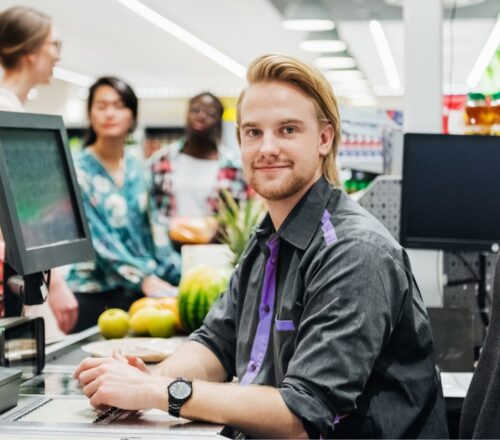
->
[1, 128, 82, 249]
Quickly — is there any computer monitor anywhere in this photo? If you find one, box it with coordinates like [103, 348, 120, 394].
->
[400, 133, 500, 253]
[0, 111, 94, 275]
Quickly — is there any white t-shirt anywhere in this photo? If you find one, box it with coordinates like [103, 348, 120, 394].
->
[171, 152, 219, 218]
[0, 87, 24, 112]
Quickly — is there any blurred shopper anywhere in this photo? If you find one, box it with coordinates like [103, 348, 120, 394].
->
[150, 92, 251, 244]
[75, 55, 447, 439]
[67, 77, 181, 332]
[0, 6, 77, 337]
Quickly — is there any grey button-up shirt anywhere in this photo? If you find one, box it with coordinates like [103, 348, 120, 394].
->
[191, 176, 448, 438]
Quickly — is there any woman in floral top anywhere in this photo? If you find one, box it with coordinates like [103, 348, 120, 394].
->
[67, 77, 180, 332]
[150, 92, 251, 226]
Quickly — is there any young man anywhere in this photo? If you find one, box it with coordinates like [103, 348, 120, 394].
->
[75, 54, 448, 439]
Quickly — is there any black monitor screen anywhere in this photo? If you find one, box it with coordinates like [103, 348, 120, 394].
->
[1, 128, 83, 249]
[0, 111, 94, 275]
[400, 133, 500, 252]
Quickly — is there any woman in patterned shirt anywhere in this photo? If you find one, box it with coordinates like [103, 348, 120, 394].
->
[67, 77, 180, 332]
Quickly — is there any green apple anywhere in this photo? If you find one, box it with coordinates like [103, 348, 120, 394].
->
[97, 308, 129, 339]
[130, 306, 158, 335]
[147, 309, 176, 338]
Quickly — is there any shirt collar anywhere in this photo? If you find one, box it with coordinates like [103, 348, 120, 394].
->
[255, 176, 337, 251]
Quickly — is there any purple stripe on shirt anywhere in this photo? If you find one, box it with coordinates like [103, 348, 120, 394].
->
[321, 209, 337, 245]
[240, 236, 279, 386]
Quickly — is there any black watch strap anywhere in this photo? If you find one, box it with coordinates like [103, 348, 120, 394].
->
[168, 378, 193, 418]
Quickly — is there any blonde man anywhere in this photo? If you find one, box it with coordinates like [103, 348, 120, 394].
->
[75, 54, 447, 439]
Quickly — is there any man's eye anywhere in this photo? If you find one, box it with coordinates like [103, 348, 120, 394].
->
[281, 126, 296, 134]
[246, 128, 261, 137]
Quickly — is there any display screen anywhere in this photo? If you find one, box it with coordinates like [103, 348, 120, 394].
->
[400, 133, 500, 251]
[0, 128, 83, 249]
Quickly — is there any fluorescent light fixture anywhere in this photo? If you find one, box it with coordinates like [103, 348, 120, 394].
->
[332, 79, 372, 91]
[315, 57, 356, 69]
[325, 70, 363, 81]
[136, 85, 243, 99]
[282, 0, 334, 31]
[346, 95, 378, 107]
[300, 29, 347, 53]
[116, 0, 246, 79]
[369, 20, 401, 89]
[53, 67, 94, 87]
[373, 84, 405, 96]
[466, 15, 500, 88]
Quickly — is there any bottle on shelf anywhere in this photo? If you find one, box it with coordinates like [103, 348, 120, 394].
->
[490, 91, 500, 136]
[464, 92, 490, 135]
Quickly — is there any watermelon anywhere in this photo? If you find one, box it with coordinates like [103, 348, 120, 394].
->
[178, 265, 231, 333]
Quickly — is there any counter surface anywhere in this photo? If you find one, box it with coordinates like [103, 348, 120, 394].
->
[0, 327, 223, 439]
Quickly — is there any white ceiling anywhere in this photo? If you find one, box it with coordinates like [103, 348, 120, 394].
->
[1, 0, 499, 100]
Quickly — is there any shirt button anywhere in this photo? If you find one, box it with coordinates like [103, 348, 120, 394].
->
[250, 363, 257, 372]
[263, 305, 270, 313]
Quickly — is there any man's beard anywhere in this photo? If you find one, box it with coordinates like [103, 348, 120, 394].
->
[249, 169, 310, 201]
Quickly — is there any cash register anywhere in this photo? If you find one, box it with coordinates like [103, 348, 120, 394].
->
[0, 111, 94, 411]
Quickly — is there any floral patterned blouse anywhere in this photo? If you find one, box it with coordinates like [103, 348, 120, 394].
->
[149, 138, 252, 223]
[66, 148, 181, 294]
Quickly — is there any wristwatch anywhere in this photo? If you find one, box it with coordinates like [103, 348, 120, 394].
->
[167, 378, 193, 417]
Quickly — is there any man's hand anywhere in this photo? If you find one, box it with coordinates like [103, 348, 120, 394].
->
[74, 352, 168, 411]
[48, 270, 78, 333]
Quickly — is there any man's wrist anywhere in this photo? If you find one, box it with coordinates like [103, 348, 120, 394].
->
[150, 377, 171, 411]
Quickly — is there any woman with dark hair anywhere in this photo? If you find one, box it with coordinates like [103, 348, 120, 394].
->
[0, 6, 77, 339]
[150, 92, 251, 234]
[67, 77, 181, 332]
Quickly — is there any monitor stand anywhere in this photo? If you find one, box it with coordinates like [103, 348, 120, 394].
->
[3, 260, 46, 317]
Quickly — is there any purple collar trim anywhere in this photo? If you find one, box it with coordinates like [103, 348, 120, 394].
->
[240, 236, 279, 385]
[321, 209, 337, 245]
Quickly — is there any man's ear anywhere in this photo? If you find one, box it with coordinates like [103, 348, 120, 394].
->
[319, 123, 334, 156]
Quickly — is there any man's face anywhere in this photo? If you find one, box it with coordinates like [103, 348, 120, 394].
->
[239, 81, 333, 202]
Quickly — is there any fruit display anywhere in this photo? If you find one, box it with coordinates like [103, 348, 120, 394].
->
[98, 308, 130, 339]
[178, 265, 231, 333]
[96, 295, 182, 339]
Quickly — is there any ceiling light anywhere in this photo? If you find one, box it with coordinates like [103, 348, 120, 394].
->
[282, 0, 334, 31]
[116, 0, 246, 79]
[53, 67, 94, 87]
[369, 20, 401, 89]
[325, 70, 363, 81]
[467, 14, 500, 89]
[384, 0, 485, 8]
[315, 56, 356, 69]
[346, 95, 378, 107]
[332, 79, 372, 91]
[300, 29, 347, 53]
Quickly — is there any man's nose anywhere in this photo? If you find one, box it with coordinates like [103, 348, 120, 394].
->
[259, 132, 280, 155]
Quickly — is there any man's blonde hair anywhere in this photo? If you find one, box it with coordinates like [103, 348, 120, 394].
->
[236, 54, 341, 187]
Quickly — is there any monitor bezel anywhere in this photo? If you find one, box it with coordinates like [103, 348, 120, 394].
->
[400, 132, 500, 253]
[0, 111, 94, 275]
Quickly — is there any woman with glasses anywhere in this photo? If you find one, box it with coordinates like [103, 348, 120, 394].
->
[67, 77, 181, 332]
[0, 6, 76, 339]
[150, 92, 251, 244]
[0, 6, 61, 110]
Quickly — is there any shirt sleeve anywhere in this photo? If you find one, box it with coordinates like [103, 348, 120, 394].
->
[279, 237, 409, 438]
[188, 265, 240, 380]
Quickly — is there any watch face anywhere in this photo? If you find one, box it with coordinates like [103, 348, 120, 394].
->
[170, 380, 191, 399]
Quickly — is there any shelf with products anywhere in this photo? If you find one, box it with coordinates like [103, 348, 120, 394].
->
[144, 126, 184, 158]
[337, 107, 402, 191]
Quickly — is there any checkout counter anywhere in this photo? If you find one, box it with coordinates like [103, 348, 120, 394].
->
[0, 323, 223, 439]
